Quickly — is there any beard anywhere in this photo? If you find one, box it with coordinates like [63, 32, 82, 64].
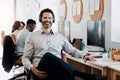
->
[42, 21, 52, 29]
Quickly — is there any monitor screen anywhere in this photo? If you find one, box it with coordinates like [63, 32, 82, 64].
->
[87, 20, 105, 51]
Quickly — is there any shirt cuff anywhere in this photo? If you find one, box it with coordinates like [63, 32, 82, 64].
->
[27, 64, 33, 71]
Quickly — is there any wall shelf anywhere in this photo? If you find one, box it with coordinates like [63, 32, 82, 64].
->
[89, 0, 104, 20]
[72, 0, 83, 23]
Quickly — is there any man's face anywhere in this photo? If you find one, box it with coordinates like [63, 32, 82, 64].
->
[41, 12, 53, 29]
[29, 24, 36, 32]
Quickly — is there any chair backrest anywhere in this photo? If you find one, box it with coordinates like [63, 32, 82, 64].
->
[2, 35, 16, 72]
[1, 31, 5, 46]
[72, 38, 85, 50]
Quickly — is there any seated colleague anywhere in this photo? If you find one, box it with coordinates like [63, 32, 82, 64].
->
[20, 21, 25, 30]
[1, 21, 23, 47]
[22, 8, 107, 80]
[16, 19, 36, 54]
[11, 21, 22, 37]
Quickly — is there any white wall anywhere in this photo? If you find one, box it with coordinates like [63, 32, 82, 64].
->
[65, 0, 111, 51]
[16, 0, 40, 30]
[16, 0, 59, 31]
[0, 0, 14, 34]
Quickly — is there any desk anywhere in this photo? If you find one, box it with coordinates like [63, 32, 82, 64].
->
[108, 65, 120, 80]
[66, 56, 120, 80]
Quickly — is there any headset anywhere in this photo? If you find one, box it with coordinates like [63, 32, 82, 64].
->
[39, 8, 55, 23]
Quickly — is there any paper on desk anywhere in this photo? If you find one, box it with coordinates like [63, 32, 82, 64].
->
[89, 58, 120, 67]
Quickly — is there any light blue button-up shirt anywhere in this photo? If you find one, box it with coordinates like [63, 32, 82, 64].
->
[16, 28, 30, 54]
[22, 29, 86, 70]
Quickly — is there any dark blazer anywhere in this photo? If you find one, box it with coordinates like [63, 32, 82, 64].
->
[2, 35, 15, 72]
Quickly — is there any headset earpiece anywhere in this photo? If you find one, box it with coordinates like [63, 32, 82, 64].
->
[39, 18, 41, 22]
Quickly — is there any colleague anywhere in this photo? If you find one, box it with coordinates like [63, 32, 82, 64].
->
[11, 20, 23, 38]
[1, 21, 22, 46]
[22, 8, 107, 80]
[2, 20, 25, 73]
[16, 19, 36, 54]
[20, 21, 25, 30]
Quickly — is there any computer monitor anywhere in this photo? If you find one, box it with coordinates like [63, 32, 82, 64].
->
[87, 20, 105, 52]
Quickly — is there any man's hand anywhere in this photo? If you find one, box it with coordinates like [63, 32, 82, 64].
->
[84, 55, 96, 63]
[30, 66, 48, 79]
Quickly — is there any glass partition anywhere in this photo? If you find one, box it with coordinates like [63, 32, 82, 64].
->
[58, 21, 71, 42]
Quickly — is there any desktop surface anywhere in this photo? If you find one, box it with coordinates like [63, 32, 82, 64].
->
[86, 51, 107, 58]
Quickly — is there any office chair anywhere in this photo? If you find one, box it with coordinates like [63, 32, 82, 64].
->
[1, 31, 5, 46]
[2, 35, 26, 80]
[72, 38, 85, 50]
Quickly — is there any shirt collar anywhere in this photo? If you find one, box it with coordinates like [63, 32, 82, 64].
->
[40, 29, 54, 35]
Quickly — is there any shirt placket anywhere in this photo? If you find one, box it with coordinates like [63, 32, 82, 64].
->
[47, 35, 50, 51]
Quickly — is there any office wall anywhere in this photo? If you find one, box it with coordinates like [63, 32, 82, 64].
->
[16, 0, 40, 30]
[64, 0, 111, 51]
[0, 0, 14, 34]
[16, 0, 59, 31]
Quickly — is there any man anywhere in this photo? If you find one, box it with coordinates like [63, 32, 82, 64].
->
[16, 19, 36, 54]
[22, 8, 107, 80]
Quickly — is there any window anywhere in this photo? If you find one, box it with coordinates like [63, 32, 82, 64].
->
[111, 0, 120, 42]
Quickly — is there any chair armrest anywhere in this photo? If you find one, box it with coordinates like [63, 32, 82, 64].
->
[61, 51, 71, 62]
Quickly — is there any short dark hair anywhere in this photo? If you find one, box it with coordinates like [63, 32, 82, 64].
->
[27, 19, 36, 25]
[39, 8, 55, 23]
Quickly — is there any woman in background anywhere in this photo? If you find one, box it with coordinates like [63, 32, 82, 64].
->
[12, 21, 22, 38]
[1, 21, 23, 46]
[11, 21, 25, 44]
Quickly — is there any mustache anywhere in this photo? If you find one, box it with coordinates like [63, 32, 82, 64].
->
[43, 21, 50, 23]
[42, 22, 52, 28]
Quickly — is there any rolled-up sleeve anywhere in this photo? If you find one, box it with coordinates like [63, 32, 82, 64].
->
[63, 37, 86, 58]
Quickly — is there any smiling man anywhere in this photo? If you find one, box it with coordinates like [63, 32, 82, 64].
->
[22, 8, 107, 80]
